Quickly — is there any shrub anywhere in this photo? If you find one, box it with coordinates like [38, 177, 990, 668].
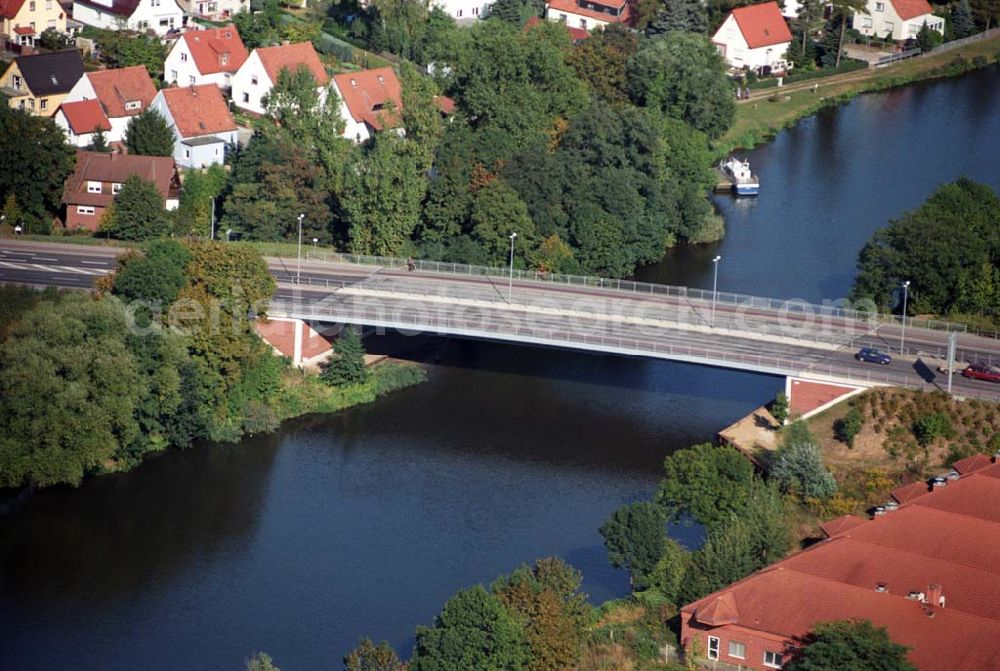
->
[834, 407, 864, 447]
[770, 442, 837, 500]
[913, 412, 955, 446]
[772, 391, 789, 423]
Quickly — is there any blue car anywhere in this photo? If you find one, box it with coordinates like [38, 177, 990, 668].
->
[856, 347, 892, 365]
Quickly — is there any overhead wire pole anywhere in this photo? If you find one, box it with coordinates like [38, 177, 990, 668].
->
[900, 280, 910, 354]
[947, 331, 957, 395]
[508, 232, 517, 302]
[711, 255, 722, 328]
[297, 213, 304, 285]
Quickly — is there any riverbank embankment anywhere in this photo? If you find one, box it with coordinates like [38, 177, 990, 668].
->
[716, 31, 1000, 155]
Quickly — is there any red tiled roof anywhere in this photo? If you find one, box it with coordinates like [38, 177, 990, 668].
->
[255, 318, 334, 361]
[890, 0, 934, 20]
[86, 66, 157, 119]
[331, 67, 402, 131]
[0, 0, 25, 19]
[729, 1, 792, 49]
[891, 481, 929, 504]
[682, 469, 1000, 670]
[57, 99, 111, 134]
[180, 25, 248, 76]
[160, 84, 235, 138]
[255, 42, 328, 87]
[62, 151, 176, 208]
[694, 592, 740, 625]
[545, 0, 632, 25]
[953, 453, 993, 475]
[13, 25, 33, 35]
[72, 0, 140, 18]
[788, 379, 861, 416]
[819, 514, 866, 538]
[433, 95, 455, 115]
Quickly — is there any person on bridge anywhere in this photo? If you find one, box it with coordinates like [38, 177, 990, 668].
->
[406, 257, 415, 272]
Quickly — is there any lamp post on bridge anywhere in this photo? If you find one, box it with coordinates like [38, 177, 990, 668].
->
[711, 254, 722, 328]
[296, 213, 304, 285]
[508, 231, 517, 302]
[900, 280, 911, 354]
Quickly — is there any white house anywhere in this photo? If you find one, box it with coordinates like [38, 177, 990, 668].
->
[175, 0, 246, 20]
[429, 0, 492, 21]
[72, 0, 185, 35]
[544, 0, 631, 31]
[712, 1, 793, 71]
[230, 41, 328, 116]
[852, 0, 944, 40]
[330, 67, 404, 143]
[163, 24, 249, 89]
[150, 84, 237, 168]
[53, 99, 112, 147]
[62, 66, 158, 143]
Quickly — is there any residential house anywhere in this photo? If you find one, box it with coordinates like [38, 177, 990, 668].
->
[712, 1, 793, 71]
[62, 150, 179, 231]
[230, 41, 328, 116]
[63, 66, 157, 142]
[544, 0, 631, 32]
[72, 0, 185, 36]
[150, 84, 237, 168]
[853, 0, 944, 41]
[681, 457, 1000, 670]
[53, 98, 111, 146]
[429, 0, 492, 21]
[330, 67, 402, 143]
[163, 24, 248, 89]
[175, 0, 245, 20]
[255, 317, 336, 369]
[526, 14, 590, 41]
[0, 0, 67, 48]
[0, 49, 83, 116]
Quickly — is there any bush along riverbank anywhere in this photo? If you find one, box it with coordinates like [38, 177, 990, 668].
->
[716, 32, 1000, 155]
[0, 241, 424, 490]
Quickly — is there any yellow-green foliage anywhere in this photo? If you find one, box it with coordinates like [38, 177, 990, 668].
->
[276, 361, 425, 420]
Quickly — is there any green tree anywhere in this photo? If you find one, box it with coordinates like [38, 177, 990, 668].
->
[37, 26, 72, 50]
[245, 652, 281, 671]
[86, 128, 111, 153]
[94, 29, 167, 77]
[599, 501, 667, 589]
[792, 0, 825, 65]
[233, 7, 279, 49]
[1, 194, 23, 233]
[471, 180, 537, 267]
[772, 391, 790, 423]
[411, 585, 530, 671]
[657, 443, 755, 528]
[769, 441, 837, 500]
[627, 32, 734, 139]
[645, 537, 691, 604]
[321, 327, 369, 387]
[969, 0, 1000, 28]
[834, 407, 864, 447]
[175, 165, 228, 237]
[0, 294, 145, 487]
[112, 239, 193, 307]
[105, 175, 171, 241]
[367, 0, 429, 60]
[646, 0, 709, 35]
[951, 0, 976, 37]
[345, 639, 406, 671]
[343, 132, 426, 256]
[915, 20, 943, 51]
[787, 620, 916, 671]
[125, 109, 175, 157]
[0, 105, 76, 228]
[567, 24, 638, 107]
[488, 0, 543, 23]
[828, 0, 868, 67]
[913, 412, 954, 445]
[400, 61, 445, 169]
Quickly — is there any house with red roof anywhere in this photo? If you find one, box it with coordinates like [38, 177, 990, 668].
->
[175, 0, 245, 21]
[853, 0, 943, 41]
[231, 41, 328, 116]
[53, 99, 111, 147]
[62, 151, 179, 231]
[72, 0, 184, 35]
[526, 15, 590, 42]
[330, 67, 403, 143]
[681, 456, 1000, 670]
[164, 24, 248, 89]
[150, 84, 237, 168]
[0, 0, 67, 48]
[544, 0, 630, 32]
[711, 1, 793, 72]
[63, 66, 157, 143]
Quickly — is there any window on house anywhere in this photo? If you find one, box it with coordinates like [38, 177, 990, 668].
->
[47, 19, 55, 28]
[728, 641, 746, 660]
[707, 637, 720, 661]
[224, 74, 231, 86]
[125, 100, 141, 110]
[764, 651, 784, 669]
[456, 8, 462, 15]
[908, 24, 917, 35]
[112, 183, 123, 193]
[251, 75, 258, 85]
[579, 17, 586, 27]
[242, 91, 249, 103]
[170, 69, 178, 81]
[87, 181, 102, 193]
[875, 1, 883, 10]
[138, 19, 148, 28]
[180, 52, 188, 61]
[152, 0, 160, 6]
[46, 0, 52, 8]
[220, 53, 228, 65]
[159, 18, 169, 26]
[184, 148, 191, 158]
[472, 6, 478, 13]
[558, 12, 567, 20]
[884, 20, 894, 31]
[188, 75, 196, 85]
[39, 98, 47, 110]
[29, 1, 35, 10]
[12, 75, 21, 90]
[862, 16, 873, 27]
[77, 206, 95, 215]
[213, 147, 219, 156]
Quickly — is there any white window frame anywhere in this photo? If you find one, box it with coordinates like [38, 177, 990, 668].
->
[86, 181, 102, 193]
[77, 205, 95, 215]
[728, 641, 746, 660]
[875, 1, 884, 10]
[184, 148, 191, 159]
[708, 637, 720, 661]
[112, 183, 123, 194]
[180, 52, 188, 61]
[125, 100, 141, 111]
[188, 75, 196, 85]
[764, 651, 784, 669]
[241, 91, 250, 103]
[12, 74, 21, 90]
[39, 98, 47, 111]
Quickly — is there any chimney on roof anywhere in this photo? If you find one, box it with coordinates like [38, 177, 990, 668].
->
[931, 475, 948, 489]
[927, 584, 944, 608]
[875, 583, 888, 593]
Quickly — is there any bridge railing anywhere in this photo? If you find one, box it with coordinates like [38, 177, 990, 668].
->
[299, 251, 967, 335]
[268, 298, 915, 389]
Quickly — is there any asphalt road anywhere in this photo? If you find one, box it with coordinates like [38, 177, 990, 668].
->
[4, 238, 1000, 400]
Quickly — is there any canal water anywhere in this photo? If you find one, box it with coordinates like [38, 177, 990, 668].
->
[2, 66, 999, 670]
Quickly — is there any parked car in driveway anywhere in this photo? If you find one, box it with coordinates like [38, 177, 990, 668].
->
[962, 363, 1000, 383]
[856, 347, 892, 365]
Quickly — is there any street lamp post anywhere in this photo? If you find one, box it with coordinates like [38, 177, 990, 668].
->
[508, 232, 518, 302]
[900, 280, 911, 354]
[210, 197, 215, 241]
[296, 213, 304, 285]
[312, 237, 318, 253]
[225, 229, 232, 242]
[711, 255, 722, 327]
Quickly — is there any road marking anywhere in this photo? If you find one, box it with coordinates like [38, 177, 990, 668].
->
[33, 257, 59, 261]
[81, 260, 109, 265]
[0, 260, 22, 268]
[58, 265, 99, 275]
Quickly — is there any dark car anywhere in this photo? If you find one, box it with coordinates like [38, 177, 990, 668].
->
[962, 363, 1000, 383]
[856, 347, 892, 365]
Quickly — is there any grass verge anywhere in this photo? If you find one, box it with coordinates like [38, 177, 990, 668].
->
[275, 359, 426, 420]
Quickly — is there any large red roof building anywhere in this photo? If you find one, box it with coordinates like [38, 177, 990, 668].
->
[681, 457, 1000, 670]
